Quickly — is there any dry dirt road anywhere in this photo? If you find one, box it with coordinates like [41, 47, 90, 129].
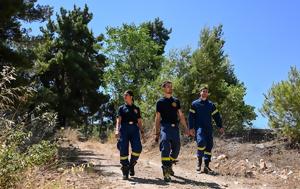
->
[72, 140, 271, 189]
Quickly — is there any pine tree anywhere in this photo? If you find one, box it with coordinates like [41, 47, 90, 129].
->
[35, 5, 108, 127]
[261, 66, 300, 143]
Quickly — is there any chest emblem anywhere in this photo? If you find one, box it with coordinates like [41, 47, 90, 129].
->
[172, 102, 177, 108]
[134, 109, 138, 114]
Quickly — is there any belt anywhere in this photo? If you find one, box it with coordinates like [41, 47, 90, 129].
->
[161, 123, 177, 127]
[121, 121, 136, 125]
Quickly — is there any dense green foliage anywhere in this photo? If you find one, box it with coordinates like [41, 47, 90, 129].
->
[0, 67, 57, 189]
[35, 5, 108, 127]
[0, 0, 52, 86]
[261, 66, 300, 143]
[135, 26, 256, 133]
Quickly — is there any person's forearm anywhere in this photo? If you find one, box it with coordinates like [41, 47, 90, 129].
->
[115, 118, 120, 133]
[180, 115, 188, 129]
[138, 119, 144, 133]
[155, 116, 160, 135]
[213, 114, 223, 128]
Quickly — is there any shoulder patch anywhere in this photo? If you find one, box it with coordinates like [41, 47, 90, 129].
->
[189, 109, 196, 113]
[172, 102, 177, 107]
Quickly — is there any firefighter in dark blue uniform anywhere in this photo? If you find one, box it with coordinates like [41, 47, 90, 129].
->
[188, 85, 224, 174]
[115, 90, 145, 180]
[154, 81, 190, 182]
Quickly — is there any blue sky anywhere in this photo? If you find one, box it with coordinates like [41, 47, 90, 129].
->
[28, 0, 300, 128]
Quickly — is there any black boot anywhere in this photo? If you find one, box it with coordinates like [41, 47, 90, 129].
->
[162, 165, 171, 182]
[170, 159, 179, 176]
[169, 160, 176, 176]
[170, 164, 174, 176]
[196, 157, 202, 172]
[203, 160, 213, 174]
[121, 165, 129, 180]
[129, 161, 137, 176]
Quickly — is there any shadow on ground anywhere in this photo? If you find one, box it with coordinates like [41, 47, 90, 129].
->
[129, 175, 222, 188]
[57, 145, 120, 177]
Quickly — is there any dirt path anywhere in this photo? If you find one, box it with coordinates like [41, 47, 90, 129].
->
[72, 140, 266, 189]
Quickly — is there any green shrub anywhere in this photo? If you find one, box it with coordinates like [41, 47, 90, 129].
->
[26, 140, 57, 166]
[261, 66, 300, 143]
[0, 67, 58, 188]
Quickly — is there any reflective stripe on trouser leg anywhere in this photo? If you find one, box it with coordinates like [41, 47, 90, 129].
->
[160, 139, 171, 166]
[120, 156, 129, 165]
[160, 123, 179, 167]
[130, 151, 140, 164]
[118, 128, 129, 166]
[197, 146, 205, 157]
[196, 127, 207, 158]
[170, 138, 180, 161]
[161, 157, 171, 166]
[129, 127, 142, 164]
[204, 135, 213, 162]
[204, 151, 212, 162]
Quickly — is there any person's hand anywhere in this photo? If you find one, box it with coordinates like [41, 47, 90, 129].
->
[115, 131, 120, 139]
[184, 128, 190, 136]
[219, 127, 225, 135]
[189, 128, 195, 137]
[154, 134, 160, 143]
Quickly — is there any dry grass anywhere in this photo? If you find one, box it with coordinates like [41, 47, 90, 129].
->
[106, 130, 118, 144]
[18, 164, 106, 189]
[18, 128, 108, 189]
[60, 127, 80, 143]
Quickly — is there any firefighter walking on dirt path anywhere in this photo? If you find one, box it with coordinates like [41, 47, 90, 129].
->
[188, 85, 224, 174]
[154, 81, 190, 182]
[115, 90, 145, 180]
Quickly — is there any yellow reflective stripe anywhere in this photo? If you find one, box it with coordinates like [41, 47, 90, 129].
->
[120, 156, 128, 160]
[198, 146, 205, 151]
[131, 152, 140, 157]
[170, 157, 176, 161]
[212, 109, 218, 115]
[161, 157, 171, 161]
[204, 151, 212, 155]
[189, 109, 196, 113]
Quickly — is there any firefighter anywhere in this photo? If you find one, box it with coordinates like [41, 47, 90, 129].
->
[115, 90, 145, 180]
[154, 81, 190, 182]
[188, 85, 224, 174]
